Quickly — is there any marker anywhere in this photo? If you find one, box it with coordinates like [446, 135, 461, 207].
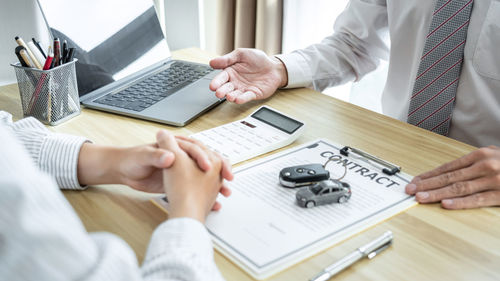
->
[15, 36, 42, 69]
[32, 37, 46, 58]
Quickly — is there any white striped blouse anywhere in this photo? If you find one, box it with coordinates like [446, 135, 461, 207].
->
[0, 111, 224, 281]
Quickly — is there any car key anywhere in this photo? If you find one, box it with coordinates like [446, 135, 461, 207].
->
[279, 164, 330, 188]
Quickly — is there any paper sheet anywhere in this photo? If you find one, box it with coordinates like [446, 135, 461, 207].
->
[153, 139, 416, 279]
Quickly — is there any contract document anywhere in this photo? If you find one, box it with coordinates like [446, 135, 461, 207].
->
[153, 139, 416, 279]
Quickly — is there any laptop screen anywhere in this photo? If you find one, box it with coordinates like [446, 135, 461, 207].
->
[37, 0, 171, 96]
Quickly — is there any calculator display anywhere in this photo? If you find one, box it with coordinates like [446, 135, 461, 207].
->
[251, 107, 303, 134]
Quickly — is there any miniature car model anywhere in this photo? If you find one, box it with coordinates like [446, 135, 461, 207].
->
[296, 180, 351, 208]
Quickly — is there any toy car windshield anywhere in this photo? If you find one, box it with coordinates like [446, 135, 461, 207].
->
[311, 184, 323, 194]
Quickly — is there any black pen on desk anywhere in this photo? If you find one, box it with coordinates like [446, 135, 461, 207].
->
[32, 37, 46, 58]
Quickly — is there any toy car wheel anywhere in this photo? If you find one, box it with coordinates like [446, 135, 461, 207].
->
[338, 196, 349, 204]
[305, 201, 316, 208]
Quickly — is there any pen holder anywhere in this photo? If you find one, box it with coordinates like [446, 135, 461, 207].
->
[11, 59, 80, 125]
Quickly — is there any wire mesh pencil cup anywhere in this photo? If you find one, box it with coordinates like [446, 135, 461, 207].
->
[11, 59, 80, 125]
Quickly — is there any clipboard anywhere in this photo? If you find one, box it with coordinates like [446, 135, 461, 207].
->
[152, 139, 417, 280]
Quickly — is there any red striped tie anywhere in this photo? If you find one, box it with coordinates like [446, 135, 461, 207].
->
[407, 0, 474, 135]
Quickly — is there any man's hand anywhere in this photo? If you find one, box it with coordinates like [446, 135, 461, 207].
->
[405, 146, 500, 209]
[209, 48, 288, 104]
[156, 130, 231, 223]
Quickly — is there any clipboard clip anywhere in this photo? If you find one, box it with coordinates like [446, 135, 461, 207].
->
[340, 146, 401, 176]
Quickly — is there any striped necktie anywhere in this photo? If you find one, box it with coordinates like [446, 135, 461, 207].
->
[407, 0, 474, 135]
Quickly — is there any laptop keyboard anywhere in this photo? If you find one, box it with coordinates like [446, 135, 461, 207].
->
[94, 62, 213, 112]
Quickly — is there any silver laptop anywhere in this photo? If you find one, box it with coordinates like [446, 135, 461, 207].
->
[36, 0, 223, 126]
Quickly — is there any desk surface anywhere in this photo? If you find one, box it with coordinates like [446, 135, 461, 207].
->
[1, 48, 499, 280]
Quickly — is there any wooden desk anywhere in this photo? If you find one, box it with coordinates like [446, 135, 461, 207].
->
[1, 48, 498, 280]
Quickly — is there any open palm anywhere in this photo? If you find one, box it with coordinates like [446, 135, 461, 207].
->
[209, 48, 287, 104]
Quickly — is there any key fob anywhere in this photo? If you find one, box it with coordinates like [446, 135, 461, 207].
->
[279, 164, 330, 188]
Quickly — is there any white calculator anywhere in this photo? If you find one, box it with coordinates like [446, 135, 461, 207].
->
[191, 106, 306, 164]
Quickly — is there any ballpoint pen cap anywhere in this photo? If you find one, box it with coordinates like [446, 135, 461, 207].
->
[358, 231, 393, 256]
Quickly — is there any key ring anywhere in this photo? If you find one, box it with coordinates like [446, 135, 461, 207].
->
[323, 155, 347, 181]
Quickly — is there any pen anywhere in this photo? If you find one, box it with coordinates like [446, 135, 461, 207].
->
[15, 36, 42, 69]
[310, 231, 393, 281]
[32, 37, 46, 58]
[53, 38, 61, 67]
[62, 40, 68, 63]
[66, 48, 75, 63]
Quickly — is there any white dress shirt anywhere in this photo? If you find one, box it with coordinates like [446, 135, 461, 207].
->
[277, 0, 500, 147]
[0, 111, 224, 281]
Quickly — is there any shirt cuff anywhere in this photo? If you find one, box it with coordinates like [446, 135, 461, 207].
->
[275, 52, 313, 89]
[38, 133, 89, 190]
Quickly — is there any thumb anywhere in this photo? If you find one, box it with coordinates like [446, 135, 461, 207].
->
[146, 147, 175, 169]
[137, 146, 175, 169]
[156, 130, 181, 152]
[209, 49, 241, 69]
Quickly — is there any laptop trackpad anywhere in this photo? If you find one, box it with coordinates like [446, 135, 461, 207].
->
[143, 79, 221, 126]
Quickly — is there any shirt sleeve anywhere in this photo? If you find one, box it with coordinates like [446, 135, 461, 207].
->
[276, 0, 389, 91]
[142, 218, 225, 281]
[0, 123, 224, 281]
[0, 111, 88, 190]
